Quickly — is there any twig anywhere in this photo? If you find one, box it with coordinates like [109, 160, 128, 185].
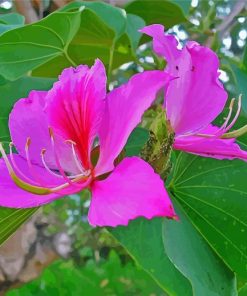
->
[14, 0, 39, 24]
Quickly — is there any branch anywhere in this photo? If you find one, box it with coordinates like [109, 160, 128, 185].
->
[216, 0, 246, 39]
[205, 0, 246, 47]
[14, 0, 39, 23]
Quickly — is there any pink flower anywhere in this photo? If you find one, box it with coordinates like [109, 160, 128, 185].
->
[141, 24, 247, 161]
[0, 59, 177, 227]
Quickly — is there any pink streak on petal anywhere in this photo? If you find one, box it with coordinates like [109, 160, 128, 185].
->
[166, 42, 228, 135]
[9, 90, 79, 174]
[45, 59, 106, 169]
[174, 125, 247, 161]
[0, 155, 81, 208]
[88, 157, 177, 227]
[95, 71, 173, 176]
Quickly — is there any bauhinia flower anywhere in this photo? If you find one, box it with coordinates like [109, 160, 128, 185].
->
[0, 59, 178, 227]
[141, 24, 247, 161]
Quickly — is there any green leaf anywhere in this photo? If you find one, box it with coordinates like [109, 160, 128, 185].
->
[58, 2, 144, 72]
[239, 283, 247, 296]
[0, 13, 24, 35]
[125, 127, 149, 156]
[0, 2, 144, 80]
[170, 153, 247, 280]
[110, 218, 193, 295]
[164, 202, 237, 295]
[0, 10, 81, 80]
[0, 207, 38, 246]
[229, 63, 247, 114]
[125, 0, 187, 29]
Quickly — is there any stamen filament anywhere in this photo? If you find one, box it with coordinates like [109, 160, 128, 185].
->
[218, 98, 235, 132]
[41, 148, 64, 178]
[25, 137, 45, 187]
[9, 142, 39, 185]
[223, 95, 242, 133]
[49, 127, 81, 188]
[65, 140, 87, 174]
[0, 142, 51, 195]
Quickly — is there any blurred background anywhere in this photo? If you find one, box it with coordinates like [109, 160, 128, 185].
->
[0, 0, 246, 295]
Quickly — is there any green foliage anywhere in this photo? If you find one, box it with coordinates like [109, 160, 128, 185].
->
[0, 207, 37, 247]
[164, 202, 237, 295]
[0, 10, 81, 80]
[110, 218, 193, 296]
[125, 0, 189, 28]
[125, 127, 149, 156]
[170, 153, 247, 280]
[0, 2, 146, 80]
[6, 251, 165, 296]
[0, 13, 24, 34]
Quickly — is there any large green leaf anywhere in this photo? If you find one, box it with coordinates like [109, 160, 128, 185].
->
[0, 207, 38, 246]
[164, 202, 237, 295]
[0, 2, 145, 80]
[125, 0, 188, 29]
[59, 2, 145, 71]
[170, 153, 247, 280]
[0, 10, 81, 80]
[110, 218, 193, 295]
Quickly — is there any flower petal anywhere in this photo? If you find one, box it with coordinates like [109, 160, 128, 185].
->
[0, 155, 81, 208]
[95, 70, 172, 175]
[141, 24, 228, 135]
[174, 125, 247, 161]
[9, 90, 79, 174]
[45, 59, 106, 169]
[166, 42, 228, 135]
[88, 157, 177, 227]
[140, 24, 180, 72]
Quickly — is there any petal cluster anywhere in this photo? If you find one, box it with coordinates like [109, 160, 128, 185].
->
[141, 24, 247, 162]
[0, 59, 177, 227]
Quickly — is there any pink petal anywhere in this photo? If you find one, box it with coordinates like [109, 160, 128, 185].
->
[166, 43, 228, 135]
[140, 24, 181, 72]
[174, 125, 247, 161]
[95, 70, 172, 175]
[88, 157, 177, 227]
[141, 24, 228, 135]
[9, 90, 80, 174]
[45, 59, 106, 169]
[0, 155, 81, 208]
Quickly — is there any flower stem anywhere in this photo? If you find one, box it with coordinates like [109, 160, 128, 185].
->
[107, 41, 115, 90]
